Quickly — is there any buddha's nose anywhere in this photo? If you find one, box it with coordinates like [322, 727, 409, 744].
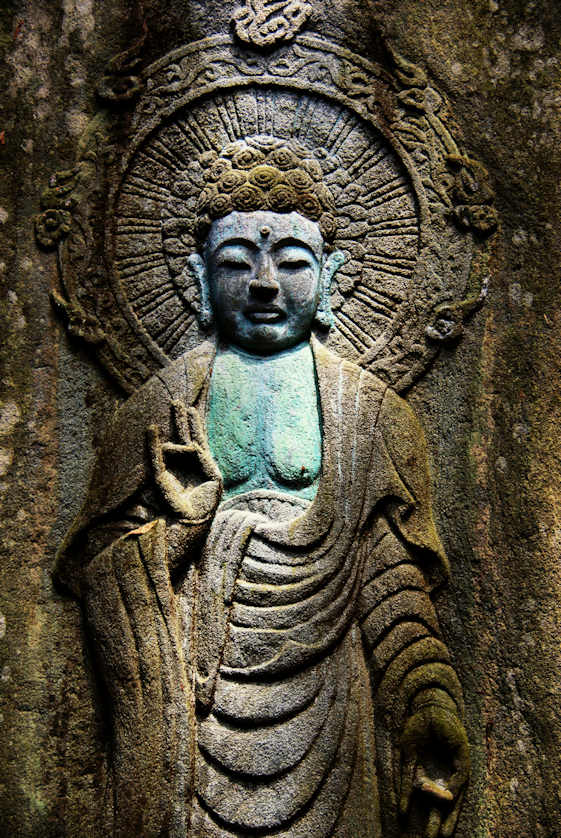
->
[250, 256, 279, 301]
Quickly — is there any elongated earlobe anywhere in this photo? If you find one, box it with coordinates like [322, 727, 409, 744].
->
[315, 250, 345, 331]
[185, 253, 214, 330]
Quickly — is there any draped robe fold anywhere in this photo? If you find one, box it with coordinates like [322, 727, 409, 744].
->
[56, 338, 463, 838]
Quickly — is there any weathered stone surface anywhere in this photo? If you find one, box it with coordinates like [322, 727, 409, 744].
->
[0, 1, 560, 836]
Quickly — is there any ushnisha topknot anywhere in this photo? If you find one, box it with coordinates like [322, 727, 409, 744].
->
[193, 136, 337, 245]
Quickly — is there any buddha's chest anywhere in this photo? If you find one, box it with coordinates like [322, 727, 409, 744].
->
[207, 346, 322, 499]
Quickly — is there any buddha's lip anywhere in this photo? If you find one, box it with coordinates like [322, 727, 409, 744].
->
[244, 304, 285, 323]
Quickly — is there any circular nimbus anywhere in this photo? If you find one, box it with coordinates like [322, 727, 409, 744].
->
[112, 87, 419, 374]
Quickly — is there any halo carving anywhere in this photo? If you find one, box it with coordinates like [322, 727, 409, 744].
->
[39, 33, 496, 393]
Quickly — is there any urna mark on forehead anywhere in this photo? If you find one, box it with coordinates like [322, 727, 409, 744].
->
[205, 210, 325, 261]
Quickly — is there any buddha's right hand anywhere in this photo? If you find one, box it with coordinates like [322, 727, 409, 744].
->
[147, 401, 222, 522]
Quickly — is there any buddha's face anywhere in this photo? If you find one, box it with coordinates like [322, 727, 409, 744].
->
[188, 211, 343, 354]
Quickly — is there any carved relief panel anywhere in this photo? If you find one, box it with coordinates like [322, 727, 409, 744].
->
[38, 4, 496, 836]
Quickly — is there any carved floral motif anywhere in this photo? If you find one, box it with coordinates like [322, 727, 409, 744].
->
[34, 167, 79, 249]
[446, 154, 499, 236]
[425, 277, 488, 344]
[96, 23, 147, 104]
[34, 208, 72, 248]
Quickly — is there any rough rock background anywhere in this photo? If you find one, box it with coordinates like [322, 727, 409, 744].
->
[0, 1, 560, 835]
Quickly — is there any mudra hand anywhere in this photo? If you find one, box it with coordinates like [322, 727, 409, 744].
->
[148, 401, 222, 521]
[400, 705, 470, 838]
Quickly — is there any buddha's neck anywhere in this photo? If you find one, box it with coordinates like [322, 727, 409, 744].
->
[217, 340, 312, 364]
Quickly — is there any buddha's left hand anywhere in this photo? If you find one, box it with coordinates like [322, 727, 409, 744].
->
[399, 705, 470, 838]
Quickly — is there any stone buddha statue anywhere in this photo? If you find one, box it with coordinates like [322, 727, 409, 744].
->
[57, 137, 469, 838]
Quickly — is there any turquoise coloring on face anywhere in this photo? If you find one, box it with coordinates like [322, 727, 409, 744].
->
[207, 342, 322, 500]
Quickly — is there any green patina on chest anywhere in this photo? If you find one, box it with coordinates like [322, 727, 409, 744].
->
[207, 342, 322, 500]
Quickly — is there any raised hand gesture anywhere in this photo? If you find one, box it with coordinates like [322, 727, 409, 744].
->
[147, 401, 222, 522]
[400, 705, 470, 837]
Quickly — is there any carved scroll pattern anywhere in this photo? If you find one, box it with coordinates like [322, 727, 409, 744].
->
[39, 34, 495, 393]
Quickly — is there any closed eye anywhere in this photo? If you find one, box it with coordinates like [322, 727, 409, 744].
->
[277, 259, 312, 270]
[218, 258, 252, 270]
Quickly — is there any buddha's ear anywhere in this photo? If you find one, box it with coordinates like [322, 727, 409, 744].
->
[182, 253, 214, 330]
[315, 250, 345, 330]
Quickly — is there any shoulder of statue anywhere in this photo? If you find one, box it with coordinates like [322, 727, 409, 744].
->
[110, 339, 216, 431]
[311, 337, 387, 396]
[311, 338, 390, 431]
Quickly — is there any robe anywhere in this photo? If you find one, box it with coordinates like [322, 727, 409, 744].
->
[56, 338, 464, 838]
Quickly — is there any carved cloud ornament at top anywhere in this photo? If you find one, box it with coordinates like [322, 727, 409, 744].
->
[36, 30, 497, 394]
[233, 0, 313, 48]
